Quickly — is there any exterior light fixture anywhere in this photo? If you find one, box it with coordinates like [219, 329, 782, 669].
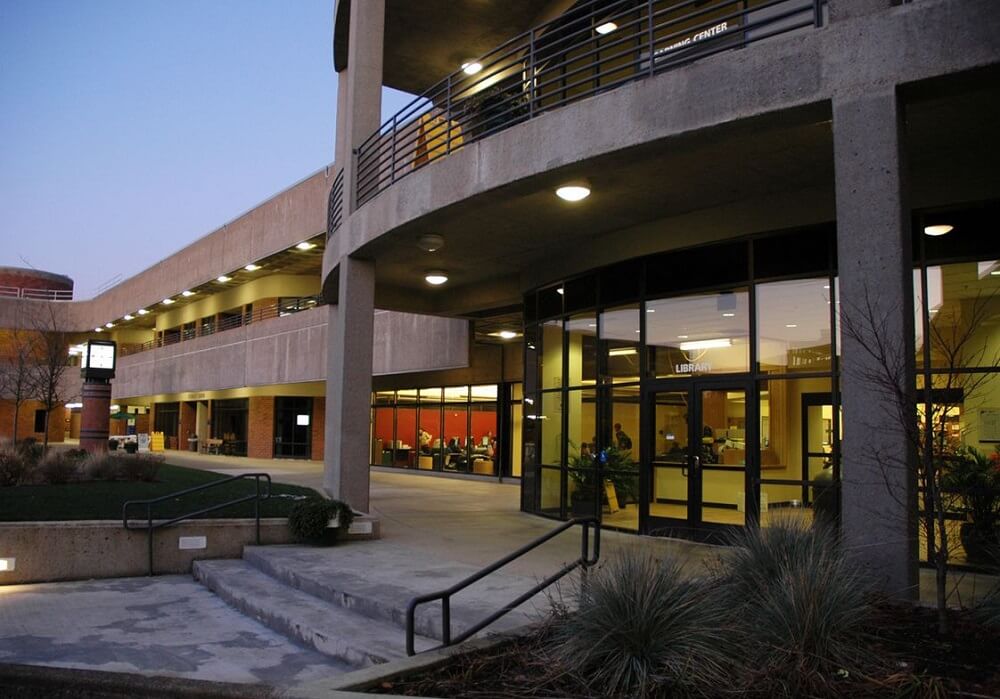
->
[785, 323, 798, 328]
[124, 314, 134, 320]
[137, 308, 149, 315]
[679, 338, 732, 351]
[555, 181, 591, 202]
[993, 270, 1000, 277]
[416, 234, 445, 252]
[678, 334, 689, 339]
[722, 312, 735, 318]
[425, 271, 449, 285]
[94, 327, 103, 332]
[216, 275, 232, 283]
[244, 264, 260, 271]
[596, 21, 618, 34]
[296, 241, 317, 250]
[105, 322, 114, 328]
[181, 290, 195, 297]
[162, 298, 175, 305]
[0, 558, 14, 572]
[924, 224, 953, 236]
[65, 402, 83, 409]
[556, 287, 564, 295]
[461, 62, 482, 75]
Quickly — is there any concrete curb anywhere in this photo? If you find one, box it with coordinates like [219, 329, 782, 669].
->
[289, 625, 532, 698]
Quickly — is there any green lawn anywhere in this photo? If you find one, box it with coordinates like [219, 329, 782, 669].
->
[0, 464, 321, 522]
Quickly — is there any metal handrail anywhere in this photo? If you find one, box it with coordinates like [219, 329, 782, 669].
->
[122, 472, 272, 575]
[118, 295, 322, 357]
[327, 168, 345, 238]
[0, 285, 73, 301]
[405, 517, 600, 656]
[355, 0, 826, 206]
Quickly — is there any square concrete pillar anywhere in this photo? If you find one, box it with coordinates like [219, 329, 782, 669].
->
[833, 90, 918, 599]
[324, 256, 375, 512]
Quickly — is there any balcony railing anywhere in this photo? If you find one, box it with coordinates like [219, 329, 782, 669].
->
[356, 0, 825, 207]
[0, 285, 73, 301]
[118, 295, 323, 357]
[327, 168, 344, 239]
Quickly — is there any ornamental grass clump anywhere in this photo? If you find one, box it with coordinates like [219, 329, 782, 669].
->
[715, 516, 875, 696]
[547, 551, 732, 698]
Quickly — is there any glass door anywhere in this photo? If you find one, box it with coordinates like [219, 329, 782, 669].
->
[644, 381, 750, 540]
[274, 397, 312, 459]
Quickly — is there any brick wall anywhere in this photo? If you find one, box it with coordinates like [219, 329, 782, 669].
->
[311, 397, 325, 461]
[0, 399, 66, 443]
[247, 396, 274, 459]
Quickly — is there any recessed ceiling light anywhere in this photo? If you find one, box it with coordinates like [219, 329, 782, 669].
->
[679, 338, 732, 351]
[924, 225, 953, 236]
[678, 334, 689, 339]
[181, 290, 195, 297]
[635, 330, 641, 334]
[588, 323, 597, 328]
[595, 21, 617, 34]
[244, 264, 260, 271]
[608, 347, 637, 357]
[94, 327, 103, 332]
[216, 275, 232, 283]
[556, 287, 564, 295]
[124, 314, 134, 321]
[162, 298, 175, 305]
[823, 284, 830, 289]
[496, 330, 518, 339]
[461, 62, 482, 75]
[555, 183, 591, 202]
[991, 270, 1000, 276]
[296, 241, 316, 250]
[425, 271, 448, 285]
[416, 234, 445, 252]
[722, 312, 735, 317]
[137, 309, 149, 315]
[785, 323, 798, 328]
[105, 322, 114, 328]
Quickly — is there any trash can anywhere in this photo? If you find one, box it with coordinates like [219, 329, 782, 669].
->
[187, 437, 198, 453]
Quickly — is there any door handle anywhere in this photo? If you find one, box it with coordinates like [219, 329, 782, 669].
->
[692, 455, 701, 473]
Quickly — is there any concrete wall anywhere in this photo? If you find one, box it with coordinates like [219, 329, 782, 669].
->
[0, 517, 380, 585]
[112, 306, 471, 400]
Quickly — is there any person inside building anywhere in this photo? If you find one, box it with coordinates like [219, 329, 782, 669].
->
[614, 423, 632, 451]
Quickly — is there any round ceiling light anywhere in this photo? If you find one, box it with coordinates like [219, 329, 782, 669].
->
[924, 225, 953, 236]
[425, 271, 449, 286]
[461, 62, 482, 75]
[556, 182, 591, 202]
[416, 234, 445, 252]
[595, 21, 618, 34]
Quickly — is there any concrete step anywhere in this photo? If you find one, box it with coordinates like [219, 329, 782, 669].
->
[192, 559, 437, 668]
[241, 541, 548, 642]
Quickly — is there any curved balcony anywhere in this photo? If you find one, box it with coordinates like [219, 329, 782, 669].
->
[356, 0, 826, 206]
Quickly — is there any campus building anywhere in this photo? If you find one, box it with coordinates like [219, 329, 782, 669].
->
[1, 0, 998, 599]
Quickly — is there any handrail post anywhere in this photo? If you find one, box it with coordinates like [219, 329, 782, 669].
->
[647, 0, 655, 76]
[445, 74, 453, 155]
[581, 518, 590, 563]
[389, 114, 397, 185]
[147, 505, 153, 576]
[441, 597, 451, 646]
[527, 30, 535, 118]
[814, 0, 824, 27]
[255, 476, 261, 545]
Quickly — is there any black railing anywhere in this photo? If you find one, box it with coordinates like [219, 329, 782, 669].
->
[122, 473, 272, 575]
[356, 0, 826, 206]
[405, 517, 600, 656]
[119, 296, 322, 357]
[327, 168, 344, 239]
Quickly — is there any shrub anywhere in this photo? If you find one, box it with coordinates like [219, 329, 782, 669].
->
[546, 551, 732, 698]
[714, 516, 874, 696]
[975, 581, 1000, 629]
[64, 448, 87, 461]
[16, 438, 43, 467]
[117, 454, 162, 482]
[0, 443, 29, 487]
[35, 451, 80, 485]
[288, 498, 354, 544]
[82, 453, 122, 481]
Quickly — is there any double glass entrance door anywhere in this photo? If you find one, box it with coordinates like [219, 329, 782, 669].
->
[645, 380, 750, 539]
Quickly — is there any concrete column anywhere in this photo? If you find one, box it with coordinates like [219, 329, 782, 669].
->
[80, 381, 111, 453]
[324, 256, 375, 511]
[833, 90, 918, 599]
[828, 0, 893, 23]
[334, 0, 384, 217]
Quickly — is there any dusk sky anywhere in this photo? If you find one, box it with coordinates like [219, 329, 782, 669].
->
[0, 0, 412, 299]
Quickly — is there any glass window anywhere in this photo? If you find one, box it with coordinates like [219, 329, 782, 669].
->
[372, 406, 394, 465]
[541, 320, 564, 389]
[646, 289, 750, 377]
[419, 387, 442, 402]
[924, 262, 1000, 370]
[756, 278, 833, 374]
[470, 384, 498, 401]
[601, 305, 641, 384]
[565, 314, 597, 388]
[538, 392, 563, 467]
[469, 403, 498, 475]
[443, 403, 470, 472]
[417, 405, 443, 471]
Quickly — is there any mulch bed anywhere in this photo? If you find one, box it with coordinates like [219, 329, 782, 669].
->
[369, 603, 1000, 698]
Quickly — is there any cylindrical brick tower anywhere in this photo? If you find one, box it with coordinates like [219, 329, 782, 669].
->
[80, 382, 112, 453]
[0, 266, 73, 299]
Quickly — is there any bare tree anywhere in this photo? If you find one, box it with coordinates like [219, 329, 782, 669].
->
[27, 302, 73, 452]
[842, 283, 999, 634]
[0, 303, 40, 443]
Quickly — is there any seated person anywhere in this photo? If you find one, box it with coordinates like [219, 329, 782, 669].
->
[446, 438, 467, 468]
[418, 429, 432, 454]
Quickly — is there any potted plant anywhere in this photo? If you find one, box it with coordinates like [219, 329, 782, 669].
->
[568, 443, 639, 516]
[288, 498, 355, 546]
[941, 446, 1000, 565]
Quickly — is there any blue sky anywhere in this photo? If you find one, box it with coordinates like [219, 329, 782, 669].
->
[0, 0, 412, 299]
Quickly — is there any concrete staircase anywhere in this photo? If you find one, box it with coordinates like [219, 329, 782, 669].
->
[192, 540, 545, 671]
